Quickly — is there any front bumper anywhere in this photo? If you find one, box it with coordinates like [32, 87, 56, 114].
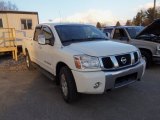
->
[72, 59, 146, 94]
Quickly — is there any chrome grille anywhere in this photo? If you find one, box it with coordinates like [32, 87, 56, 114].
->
[115, 54, 131, 67]
[101, 51, 139, 70]
[134, 52, 138, 63]
[101, 57, 114, 69]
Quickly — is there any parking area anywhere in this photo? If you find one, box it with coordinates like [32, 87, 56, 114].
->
[0, 64, 160, 120]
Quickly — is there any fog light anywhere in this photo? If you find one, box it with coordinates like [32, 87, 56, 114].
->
[93, 82, 101, 89]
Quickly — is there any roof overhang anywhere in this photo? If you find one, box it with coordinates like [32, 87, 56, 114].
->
[0, 11, 38, 15]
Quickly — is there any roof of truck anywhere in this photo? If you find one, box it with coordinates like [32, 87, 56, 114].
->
[38, 23, 93, 27]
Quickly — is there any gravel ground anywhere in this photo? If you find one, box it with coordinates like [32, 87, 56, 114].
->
[0, 53, 27, 72]
[0, 64, 160, 120]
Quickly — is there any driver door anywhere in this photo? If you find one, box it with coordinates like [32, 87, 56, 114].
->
[31, 26, 43, 65]
[38, 25, 55, 74]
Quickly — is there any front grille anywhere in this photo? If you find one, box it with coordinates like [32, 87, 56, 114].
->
[102, 57, 114, 69]
[134, 52, 138, 63]
[115, 54, 131, 67]
[101, 52, 139, 70]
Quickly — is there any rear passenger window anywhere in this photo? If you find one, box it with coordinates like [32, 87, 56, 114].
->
[113, 29, 121, 39]
[113, 28, 128, 40]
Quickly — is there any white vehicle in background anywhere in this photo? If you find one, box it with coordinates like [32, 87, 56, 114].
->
[24, 23, 146, 103]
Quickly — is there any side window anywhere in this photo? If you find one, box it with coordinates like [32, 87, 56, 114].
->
[33, 27, 42, 41]
[21, 19, 32, 30]
[43, 27, 54, 40]
[42, 26, 55, 46]
[113, 29, 121, 39]
[113, 29, 128, 40]
[0, 19, 3, 28]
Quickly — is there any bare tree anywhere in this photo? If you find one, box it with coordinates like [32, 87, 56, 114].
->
[116, 21, 121, 26]
[125, 20, 132, 26]
[132, 10, 146, 26]
[0, 1, 18, 11]
[132, 5, 160, 26]
[96, 22, 102, 28]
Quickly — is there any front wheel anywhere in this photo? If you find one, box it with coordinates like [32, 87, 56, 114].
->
[59, 66, 78, 103]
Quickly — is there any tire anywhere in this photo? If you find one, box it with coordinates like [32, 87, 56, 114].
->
[59, 66, 78, 103]
[25, 51, 34, 70]
[141, 50, 152, 68]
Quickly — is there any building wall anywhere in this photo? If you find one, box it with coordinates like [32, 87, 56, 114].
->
[0, 12, 38, 46]
[7, 13, 38, 38]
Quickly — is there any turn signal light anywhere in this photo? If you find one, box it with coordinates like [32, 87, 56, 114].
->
[74, 57, 81, 69]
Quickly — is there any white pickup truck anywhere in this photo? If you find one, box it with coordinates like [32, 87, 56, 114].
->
[24, 23, 146, 103]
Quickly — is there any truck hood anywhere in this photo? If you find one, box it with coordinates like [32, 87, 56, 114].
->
[136, 19, 160, 37]
[66, 40, 137, 57]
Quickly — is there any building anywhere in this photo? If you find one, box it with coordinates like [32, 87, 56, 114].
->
[0, 11, 39, 46]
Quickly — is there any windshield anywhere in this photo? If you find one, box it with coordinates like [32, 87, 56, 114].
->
[126, 27, 144, 39]
[55, 25, 107, 45]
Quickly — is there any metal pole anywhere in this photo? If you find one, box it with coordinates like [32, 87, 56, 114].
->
[153, 0, 156, 20]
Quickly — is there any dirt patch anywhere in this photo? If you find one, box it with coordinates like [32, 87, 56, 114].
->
[0, 53, 28, 72]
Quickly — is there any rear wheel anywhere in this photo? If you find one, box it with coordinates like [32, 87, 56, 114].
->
[59, 66, 78, 103]
[141, 50, 152, 68]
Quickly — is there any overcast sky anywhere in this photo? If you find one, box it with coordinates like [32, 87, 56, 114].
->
[11, 0, 160, 25]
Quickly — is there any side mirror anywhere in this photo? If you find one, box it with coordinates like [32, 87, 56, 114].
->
[106, 32, 111, 39]
[38, 35, 46, 45]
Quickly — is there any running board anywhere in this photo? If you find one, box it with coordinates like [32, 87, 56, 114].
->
[32, 62, 56, 81]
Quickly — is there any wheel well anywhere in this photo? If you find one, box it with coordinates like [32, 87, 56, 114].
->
[139, 48, 152, 57]
[55, 62, 70, 85]
[56, 62, 69, 77]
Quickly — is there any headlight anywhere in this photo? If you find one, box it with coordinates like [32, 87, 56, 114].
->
[74, 55, 100, 69]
